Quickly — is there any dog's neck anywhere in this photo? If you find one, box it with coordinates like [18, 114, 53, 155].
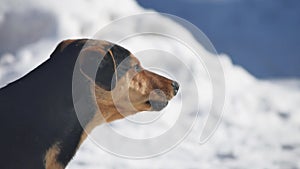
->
[44, 75, 125, 169]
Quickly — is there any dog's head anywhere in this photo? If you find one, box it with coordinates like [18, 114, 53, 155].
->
[57, 39, 179, 122]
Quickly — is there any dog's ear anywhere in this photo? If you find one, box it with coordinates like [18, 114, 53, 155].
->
[95, 50, 117, 91]
[79, 48, 117, 91]
[79, 43, 131, 91]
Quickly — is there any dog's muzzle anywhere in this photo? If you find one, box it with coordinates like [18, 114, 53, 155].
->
[147, 81, 179, 111]
[148, 100, 169, 111]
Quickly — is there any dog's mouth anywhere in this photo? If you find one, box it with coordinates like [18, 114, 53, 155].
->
[145, 100, 168, 111]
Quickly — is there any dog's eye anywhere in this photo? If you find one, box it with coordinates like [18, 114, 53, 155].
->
[133, 64, 142, 72]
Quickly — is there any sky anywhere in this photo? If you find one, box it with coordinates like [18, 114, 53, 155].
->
[137, 0, 300, 79]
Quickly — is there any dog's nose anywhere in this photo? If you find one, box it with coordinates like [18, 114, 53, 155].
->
[171, 81, 179, 96]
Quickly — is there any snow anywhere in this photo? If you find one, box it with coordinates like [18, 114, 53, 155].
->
[1, 0, 300, 168]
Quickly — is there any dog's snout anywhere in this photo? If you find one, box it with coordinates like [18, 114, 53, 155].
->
[171, 81, 179, 96]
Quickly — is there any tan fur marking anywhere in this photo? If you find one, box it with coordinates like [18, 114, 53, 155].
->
[44, 143, 63, 169]
[77, 111, 104, 148]
[59, 40, 75, 52]
[108, 49, 118, 82]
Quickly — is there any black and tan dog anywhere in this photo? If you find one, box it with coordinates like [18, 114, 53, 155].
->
[0, 39, 179, 169]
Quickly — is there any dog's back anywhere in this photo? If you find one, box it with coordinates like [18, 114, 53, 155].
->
[0, 69, 52, 168]
[0, 41, 85, 169]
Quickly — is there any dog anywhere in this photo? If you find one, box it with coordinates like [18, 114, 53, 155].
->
[0, 39, 179, 169]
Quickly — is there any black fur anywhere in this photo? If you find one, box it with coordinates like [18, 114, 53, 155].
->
[79, 42, 130, 91]
[0, 39, 130, 168]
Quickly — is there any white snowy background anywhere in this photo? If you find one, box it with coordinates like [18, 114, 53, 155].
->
[0, 0, 300, 169]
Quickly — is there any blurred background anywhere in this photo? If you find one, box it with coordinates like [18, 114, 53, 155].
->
[0, 0, 300, 169]
[137, 0, 300, 79]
